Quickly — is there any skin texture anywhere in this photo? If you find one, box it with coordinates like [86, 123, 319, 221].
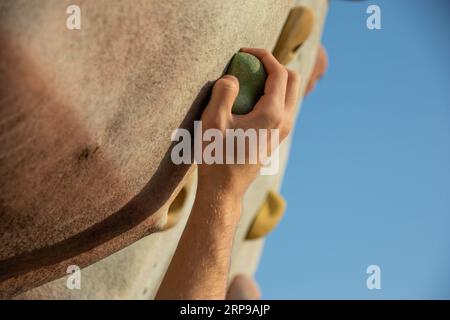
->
[155, 48, 301, 300]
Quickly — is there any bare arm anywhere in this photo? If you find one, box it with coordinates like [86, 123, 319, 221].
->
[156, 48, 301, 300]
[155, 180, 242, 299]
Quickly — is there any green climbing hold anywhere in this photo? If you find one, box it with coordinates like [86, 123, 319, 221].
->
[226, 52, 267, 115]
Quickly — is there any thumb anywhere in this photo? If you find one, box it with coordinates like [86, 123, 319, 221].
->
[205, 75, 239, 115]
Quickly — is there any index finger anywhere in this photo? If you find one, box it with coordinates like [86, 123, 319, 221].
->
[240, 48, 287, 101]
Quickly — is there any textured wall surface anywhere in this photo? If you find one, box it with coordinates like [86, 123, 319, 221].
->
[0, 0, 293, 297]
[2, 0, 327, 298]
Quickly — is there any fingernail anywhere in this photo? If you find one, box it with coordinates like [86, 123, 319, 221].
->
[222, 74, 238, 82]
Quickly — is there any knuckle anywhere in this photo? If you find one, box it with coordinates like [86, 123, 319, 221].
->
[279, 67, 289, 81]
[261, 50, 279, 66]
[259, 48, 271, 57]
[273, 66, 288, 82]
[287, 69, 300, 83]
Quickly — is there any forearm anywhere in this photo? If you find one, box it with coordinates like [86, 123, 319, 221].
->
[155, 181, 242, 300]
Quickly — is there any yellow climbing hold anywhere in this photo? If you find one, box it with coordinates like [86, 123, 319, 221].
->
[246, 190, 286, 240]
[163, 186, 188, 231]
[273, 5, 315, 65]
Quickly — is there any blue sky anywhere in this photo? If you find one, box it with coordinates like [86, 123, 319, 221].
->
[256, 0, 450, 299]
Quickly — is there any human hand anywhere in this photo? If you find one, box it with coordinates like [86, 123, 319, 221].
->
[198, 48, 301, 200]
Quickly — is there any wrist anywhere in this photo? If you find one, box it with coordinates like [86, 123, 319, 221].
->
[194, 179, 243, 224]
[196, 183, 244, 203]
[197, 170, 247, 200]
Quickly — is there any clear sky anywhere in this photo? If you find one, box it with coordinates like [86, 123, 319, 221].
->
[256, 0, 450, 299]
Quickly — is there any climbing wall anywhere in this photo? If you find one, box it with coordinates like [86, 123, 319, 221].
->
[3, 0, 328, 299]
